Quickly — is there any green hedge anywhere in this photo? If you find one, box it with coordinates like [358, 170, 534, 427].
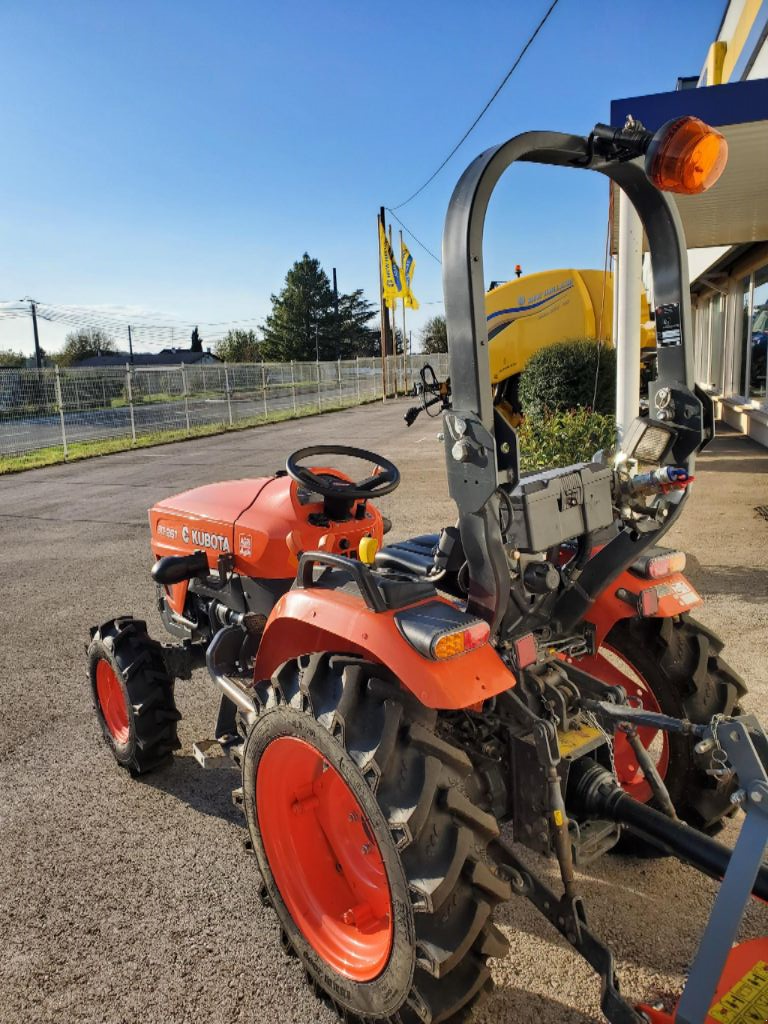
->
[518, 408, 615, 473]
[519, 339, 616, 415]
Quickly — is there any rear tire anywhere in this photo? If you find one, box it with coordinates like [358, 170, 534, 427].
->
[243, 653, 510, 1023]
[87, 617, 181, 775]
[603, 615, 746, 853]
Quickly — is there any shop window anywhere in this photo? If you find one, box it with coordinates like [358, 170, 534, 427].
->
[740, 276, 751, 397]
[750, 267, 768, 399]
[709, 294, 725, 392]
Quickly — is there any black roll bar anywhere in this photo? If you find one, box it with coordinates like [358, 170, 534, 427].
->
[441, 130, 703, 632]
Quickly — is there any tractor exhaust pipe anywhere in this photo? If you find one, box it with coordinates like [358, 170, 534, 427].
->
[568, 759, 768, 902]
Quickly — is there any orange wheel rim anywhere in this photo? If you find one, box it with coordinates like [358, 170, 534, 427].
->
[95, 659, 130, 745]
[577, 645, 669, 804]
[256, 736, 393, 980]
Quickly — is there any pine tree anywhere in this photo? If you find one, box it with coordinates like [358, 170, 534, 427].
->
[261, 254, 377, 361]
[261, 254, 334, 361]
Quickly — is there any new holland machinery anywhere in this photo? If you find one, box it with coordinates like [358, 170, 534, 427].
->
[405, 267, 656, 428]
[88, 113, 768, 1024]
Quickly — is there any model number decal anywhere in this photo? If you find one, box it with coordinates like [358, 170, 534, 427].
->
[181, 524, 231, 552]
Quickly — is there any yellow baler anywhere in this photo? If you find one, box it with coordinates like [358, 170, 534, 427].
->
[486, 268, 655, 384]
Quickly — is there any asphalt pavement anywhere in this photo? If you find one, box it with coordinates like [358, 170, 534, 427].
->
[1, 401, 766, 1024]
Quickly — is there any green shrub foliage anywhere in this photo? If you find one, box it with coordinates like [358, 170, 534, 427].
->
[518, 339, 616, 415]
[518, 408, 615, 473]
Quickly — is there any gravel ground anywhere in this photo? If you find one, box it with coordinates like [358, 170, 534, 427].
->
[1, 401, 766, 1024]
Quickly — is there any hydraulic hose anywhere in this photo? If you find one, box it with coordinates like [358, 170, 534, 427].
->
[568, 758, 768, 903]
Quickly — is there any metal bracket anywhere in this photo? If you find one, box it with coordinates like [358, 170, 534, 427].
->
[676, 714, 768, 1024]
[490, 837, 644, 1024]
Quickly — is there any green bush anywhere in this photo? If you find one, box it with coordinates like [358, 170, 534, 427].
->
[518, 339, 616, 415]
[518, 408, 615, 473]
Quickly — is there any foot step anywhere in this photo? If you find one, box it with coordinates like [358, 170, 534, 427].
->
[192, 738, 241, 770]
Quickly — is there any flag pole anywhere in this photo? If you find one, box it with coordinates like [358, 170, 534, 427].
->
[388, 223, 397, 396]
[399, 229, 408, 395]
[377, 210, 388, 401]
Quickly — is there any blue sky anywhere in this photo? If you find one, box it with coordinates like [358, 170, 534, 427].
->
[0, 0, 724, 357]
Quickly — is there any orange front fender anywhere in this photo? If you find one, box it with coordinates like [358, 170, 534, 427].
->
[252, 587, 515, 710]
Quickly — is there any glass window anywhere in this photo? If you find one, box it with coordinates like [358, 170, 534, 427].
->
[740, 276, 751, 397]
[750, 266, 768, 399]
[709, 294, 725, 391]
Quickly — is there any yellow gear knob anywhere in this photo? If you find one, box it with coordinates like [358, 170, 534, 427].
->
[358, 537, 379, 564]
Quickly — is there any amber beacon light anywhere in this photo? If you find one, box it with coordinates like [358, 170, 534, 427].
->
[645, 116, 728, 195]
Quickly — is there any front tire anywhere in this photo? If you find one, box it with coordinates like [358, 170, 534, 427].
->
[87, 617, 181, 775]
[243, 653, 510, 1023]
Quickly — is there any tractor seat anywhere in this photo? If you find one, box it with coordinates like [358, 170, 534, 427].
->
[374, 534, 441, 577]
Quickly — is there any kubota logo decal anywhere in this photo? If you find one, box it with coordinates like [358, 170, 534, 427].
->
[181, 524, 230, 552]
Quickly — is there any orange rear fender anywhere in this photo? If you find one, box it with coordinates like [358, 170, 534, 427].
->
[587, 568, 703, 647]
[252, 588, 515, 710]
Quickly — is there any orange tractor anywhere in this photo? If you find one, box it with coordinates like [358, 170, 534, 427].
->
[88, 115, 768, 1024]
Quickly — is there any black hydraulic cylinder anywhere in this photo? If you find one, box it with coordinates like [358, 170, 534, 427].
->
[568, 759, 768, 903]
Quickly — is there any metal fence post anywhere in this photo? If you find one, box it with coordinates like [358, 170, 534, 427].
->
[291, 360, 297, 414]
[338, 357, 343, 406]
[54, 366, 68, 460]
[261, 362, 268, 419]
[356, 356, 361, 403]
[224, 364, 233, 426]
[316, 362, 322, 412]
[125, 363, 137, 444]
[179, 364, 191, 434]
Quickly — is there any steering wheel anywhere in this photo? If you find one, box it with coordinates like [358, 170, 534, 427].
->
[286, 445, 400, 501]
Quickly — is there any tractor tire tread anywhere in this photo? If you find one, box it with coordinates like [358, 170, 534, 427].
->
[246, 653, 508, 1024]
[88, 616, 180, 776]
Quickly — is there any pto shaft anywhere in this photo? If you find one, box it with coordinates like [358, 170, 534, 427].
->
[568, 759, 768, 903]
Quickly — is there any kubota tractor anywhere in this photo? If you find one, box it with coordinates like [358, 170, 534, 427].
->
[89, 114, 768, 1024]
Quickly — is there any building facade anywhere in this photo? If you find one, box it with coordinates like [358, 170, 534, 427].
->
[690, 0, 768, 445]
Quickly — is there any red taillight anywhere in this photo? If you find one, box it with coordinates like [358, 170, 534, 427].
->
[645, 551, 687, 579]
[431, 620, 490, 660]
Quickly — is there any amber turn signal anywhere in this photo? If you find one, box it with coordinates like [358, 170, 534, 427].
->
[645, 116, 728, 195]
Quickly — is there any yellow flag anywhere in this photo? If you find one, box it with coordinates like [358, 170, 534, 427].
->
[401, 239, 420, 310]
[379, 220, 403, 309]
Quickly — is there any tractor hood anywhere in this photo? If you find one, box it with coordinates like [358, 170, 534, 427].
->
[149, 478, 274, 563]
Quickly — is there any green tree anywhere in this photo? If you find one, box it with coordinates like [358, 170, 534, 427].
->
[337, 289, 378, 358]
[420, 314, 447, 354]
[56, 329, 117, 366]
[215, 329, 260, 363]
[0, 349, 26, 367]
[261, 254, 377, 361]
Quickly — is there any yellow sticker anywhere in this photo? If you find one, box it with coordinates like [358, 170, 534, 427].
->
[709, 960, 768, 1023]
[553, 809, 564, 827]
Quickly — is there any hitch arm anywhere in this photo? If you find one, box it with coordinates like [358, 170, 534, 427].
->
[490, 837, 644, 1024]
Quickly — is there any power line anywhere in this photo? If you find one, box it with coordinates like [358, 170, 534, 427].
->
[385, 209, 442, 265]
[390, 0, 561, 211]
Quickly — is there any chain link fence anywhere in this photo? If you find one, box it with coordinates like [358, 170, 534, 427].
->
[0, 354, 450, 459]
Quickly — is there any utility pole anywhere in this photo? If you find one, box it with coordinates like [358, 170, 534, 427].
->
[22, 298, 43, 369]
[127, 324, 134, 365]
[332, 267, 340, 360]
[378, 207, 394, 396]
